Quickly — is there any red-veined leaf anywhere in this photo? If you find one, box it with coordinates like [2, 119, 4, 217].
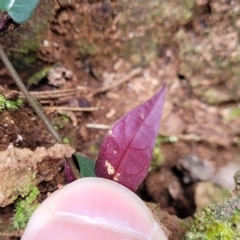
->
[95, 85, 166, 191]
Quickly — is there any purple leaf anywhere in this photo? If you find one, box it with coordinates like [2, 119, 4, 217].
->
[64, 162, 76, 183]
[95, 85, 166, 191]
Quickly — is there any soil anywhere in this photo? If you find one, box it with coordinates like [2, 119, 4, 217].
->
[1, 0, 240, 239]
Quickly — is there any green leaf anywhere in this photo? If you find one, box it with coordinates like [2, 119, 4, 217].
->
[0, 0, 14, 11]
[0, 0, 40, 24]
[74, 154, 96, 178]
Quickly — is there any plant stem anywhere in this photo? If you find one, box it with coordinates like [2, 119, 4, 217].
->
[0, 14, 9, 31]
[0, 43, 80, 179]
[0, 44, 62, 142]
[0, 13, 19, 37]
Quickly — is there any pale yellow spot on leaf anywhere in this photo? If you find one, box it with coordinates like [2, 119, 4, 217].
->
[113, 172, 121, 181]
[105, 160, 115, 175]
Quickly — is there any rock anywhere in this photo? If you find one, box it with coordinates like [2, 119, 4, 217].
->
[0, 144, 75, 207]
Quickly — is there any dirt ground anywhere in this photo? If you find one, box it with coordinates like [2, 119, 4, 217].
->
[1, 0, 240, 239]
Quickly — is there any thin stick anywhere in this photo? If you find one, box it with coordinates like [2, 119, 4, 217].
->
[0, 44, 80, 179]
[89, 67, 142, 97]
[21, 92, 77, 100]
[19, 87, 87, 100]
[0, 44, 62, 142]
[86, 123, 110, 129]
[21, 86, 86, 95]
[44, 106, 98, 112]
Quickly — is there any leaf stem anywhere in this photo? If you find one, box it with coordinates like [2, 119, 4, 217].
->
[0, 14, 9, 31]
[0, 43, 80, 179]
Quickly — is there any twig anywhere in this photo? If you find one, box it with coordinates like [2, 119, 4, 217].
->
[29, 89, 83, 95]
[44, 106, 98, 112]
[0, 44, 61, 143]
[160, 133, 230, 147]
[86, 123, 110, 129]
[0, 43, 80, 180]
[19, 87, 87, 99]
[88, 67, 142, 97]
[174, 134, 202, 142]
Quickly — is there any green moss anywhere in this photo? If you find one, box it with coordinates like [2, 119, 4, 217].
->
[89, 145, 99, 155]
[27, 66, 51, 86]
[0, 95, 23, 112]
[158, 135, 179, 143]
[151, 145, 164, 170]
[150, 135, 178, 171]
[203, 88, 218, 104]
[60, 114, 70, 124]
[52, 114, 70, 130]
[185, 198, 240, 239]
[63, 137, 70, 144]
[222, 106, 240, 123]
[182, 0, 194, 21]
[51, 114, 76, 145]
[78, 41, 96, 57]
[19, 38, 40, 53]
[6, 6, 51, 69]
[230, 107, 240, 120]
[9, 39, 40, 69]
[13, 186, 40, 229]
